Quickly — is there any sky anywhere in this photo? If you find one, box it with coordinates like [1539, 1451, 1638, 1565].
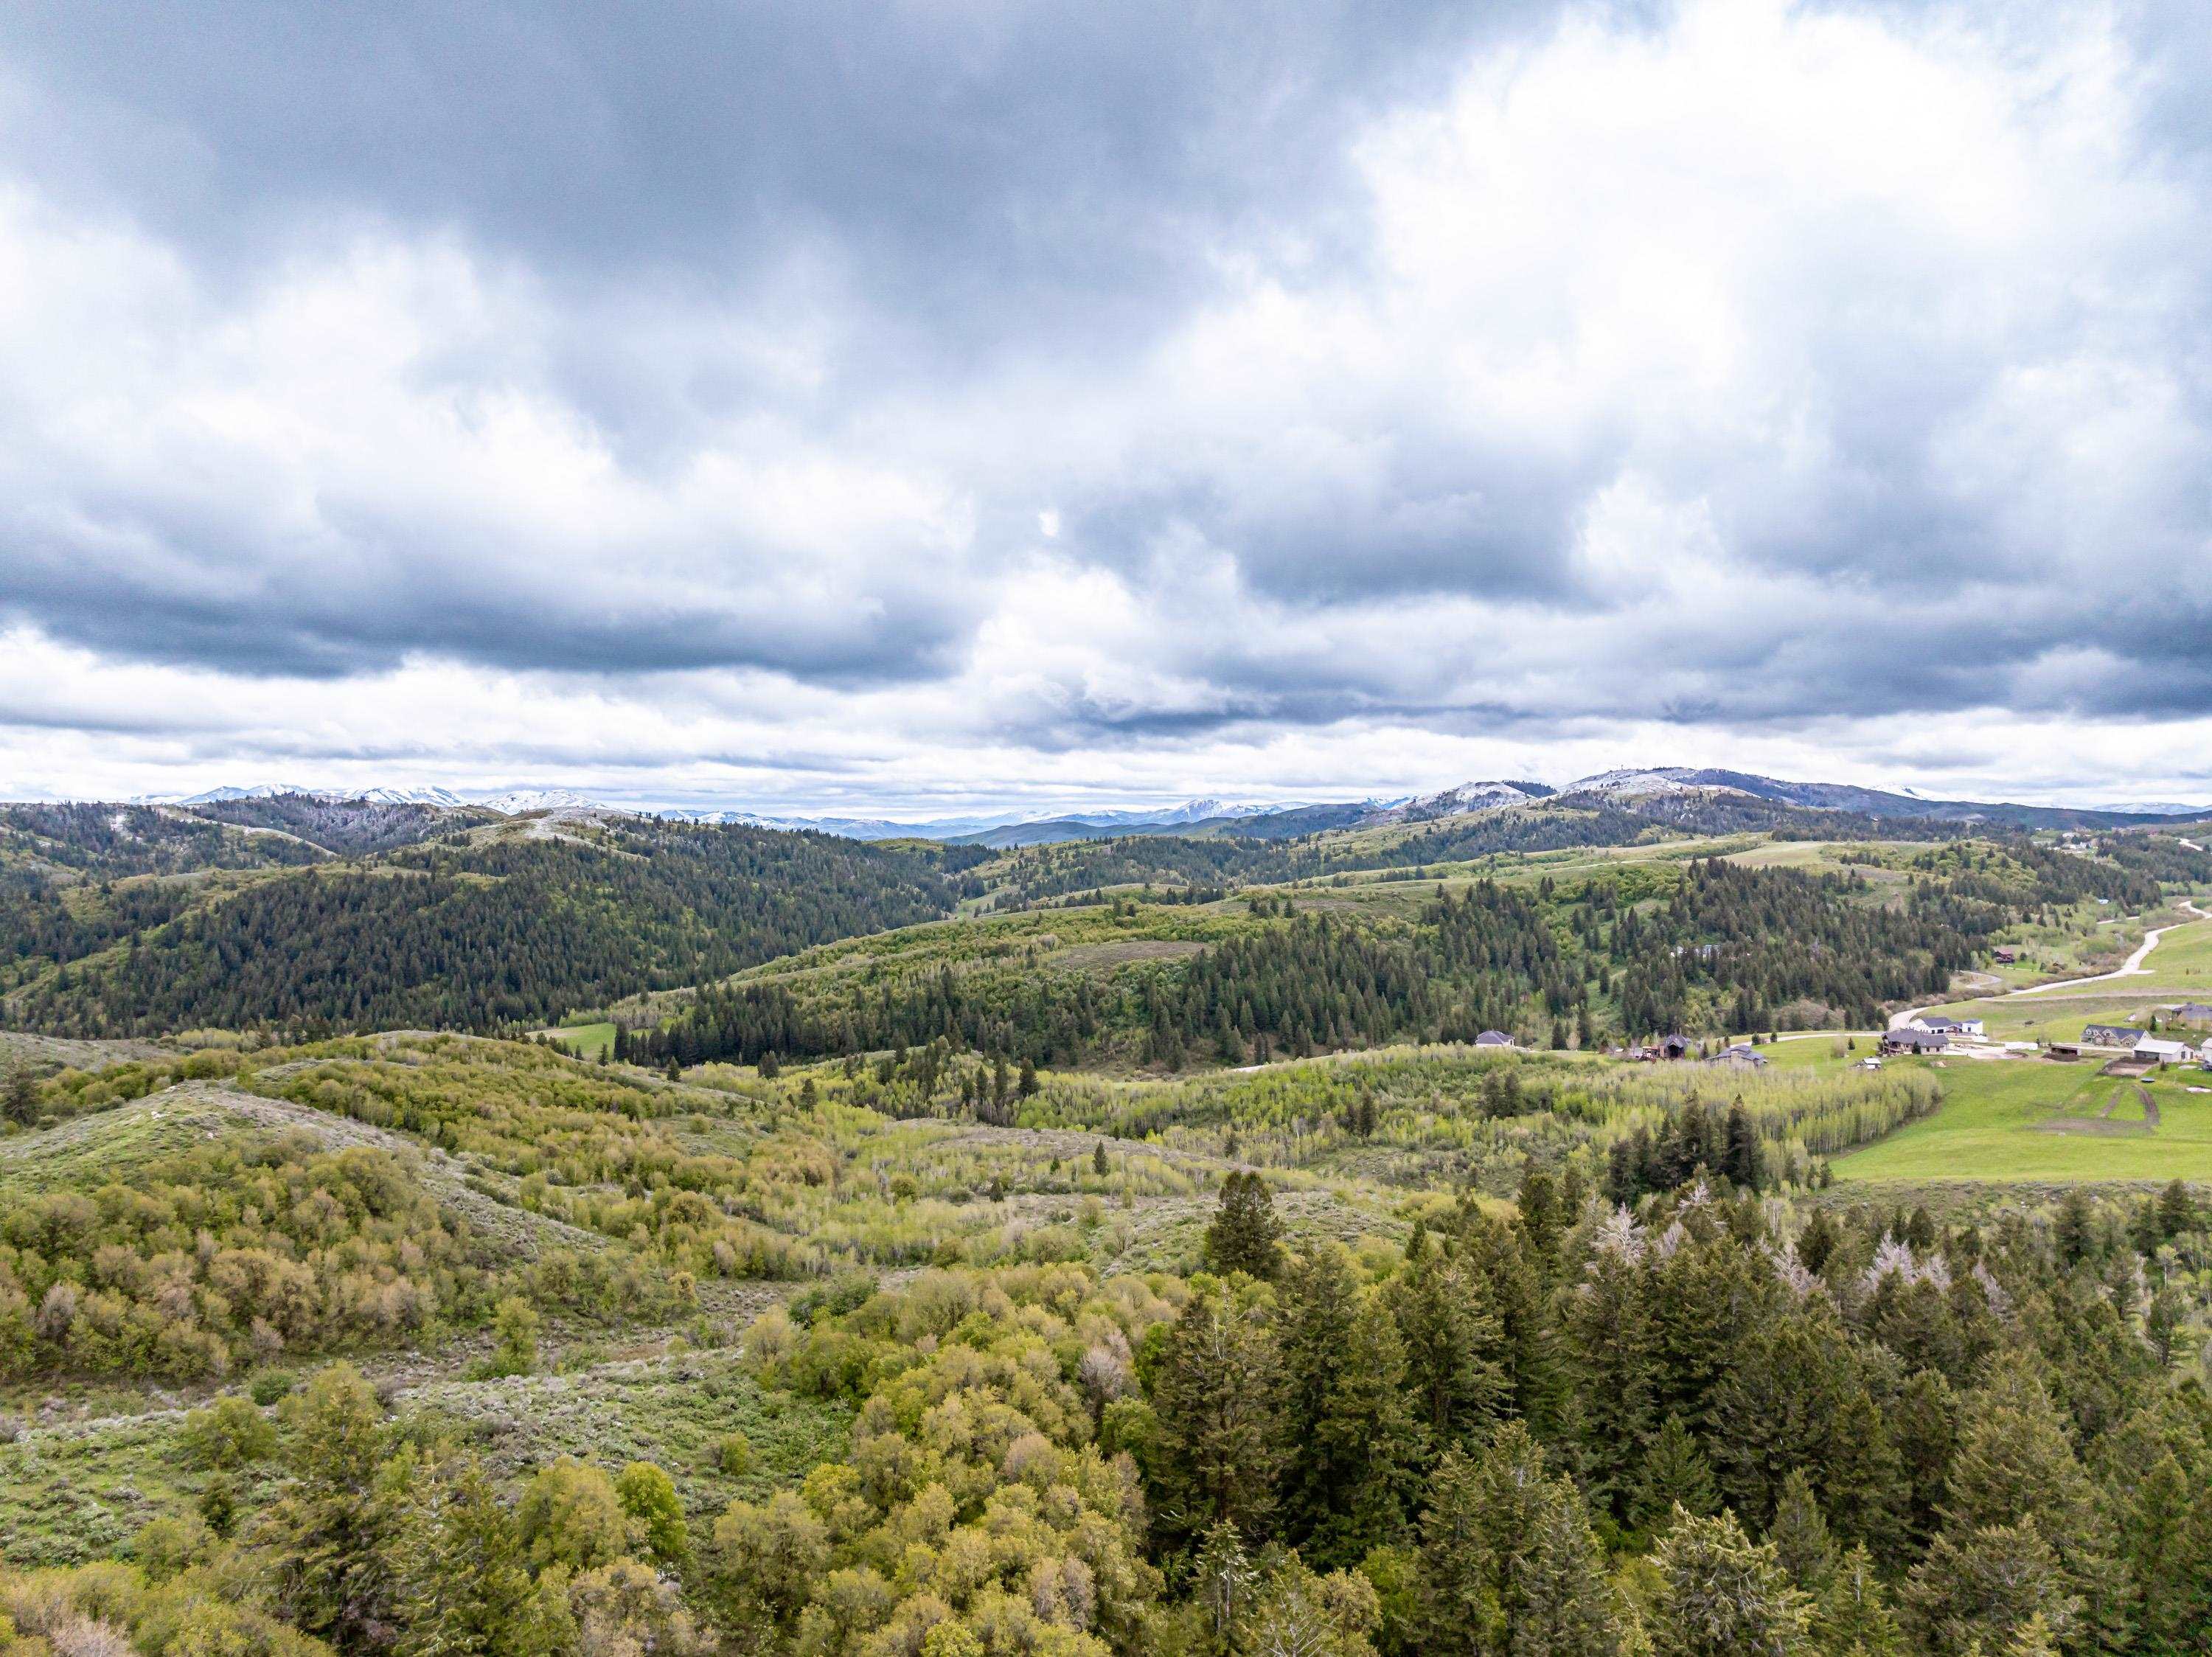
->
[1, 0, 2210, 817]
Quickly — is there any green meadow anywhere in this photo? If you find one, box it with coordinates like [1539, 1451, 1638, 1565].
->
[1832, 1053, 2212, 1184]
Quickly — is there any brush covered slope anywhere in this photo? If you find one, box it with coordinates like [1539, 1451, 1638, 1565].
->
[1, 1018, 2209, 1655]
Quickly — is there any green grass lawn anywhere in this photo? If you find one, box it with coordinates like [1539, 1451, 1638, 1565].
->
[1832, 1056, 2212, 1184]
[537, 1020, 617, 1060]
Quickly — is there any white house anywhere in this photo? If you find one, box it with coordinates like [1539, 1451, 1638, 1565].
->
[1910, 1015, 1986, 1038]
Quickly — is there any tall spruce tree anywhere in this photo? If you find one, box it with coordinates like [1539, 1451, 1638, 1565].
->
[1387, 1239, 1508, 1459]
[1205, 1170, 1285, 1279]
[1412, 1425, 1621, 1657]
[1646, 1506, 1812, 1657]
[1149, 1288, 1287, 1544]
[1279, 1246, 1419, 1567]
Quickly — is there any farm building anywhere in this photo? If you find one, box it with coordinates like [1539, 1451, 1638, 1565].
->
[2135, 1036, 2195, 1065]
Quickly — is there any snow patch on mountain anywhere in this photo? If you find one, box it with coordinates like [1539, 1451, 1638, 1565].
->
[1366, 781, 1547, 823]
[1563, 768, 1757, 800]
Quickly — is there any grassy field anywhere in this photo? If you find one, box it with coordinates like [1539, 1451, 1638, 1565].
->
[1905, 913, 2212, 1045]
[538, 1019, 617, 1060]
[1832, 1054, 2212, 1184]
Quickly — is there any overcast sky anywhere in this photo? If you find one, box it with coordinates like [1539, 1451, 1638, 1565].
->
[2, 0, 2210, 815]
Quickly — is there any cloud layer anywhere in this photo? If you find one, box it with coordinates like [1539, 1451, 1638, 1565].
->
[2, 0, 2209, 810]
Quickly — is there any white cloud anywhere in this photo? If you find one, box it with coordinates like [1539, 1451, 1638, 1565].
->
[1, 0, 2209, 808]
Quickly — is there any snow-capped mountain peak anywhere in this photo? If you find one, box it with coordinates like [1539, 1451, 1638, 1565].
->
[474, 788, 599, 815]
[1565, 767, 1754, 799]
[1368, 780, 1547, 824]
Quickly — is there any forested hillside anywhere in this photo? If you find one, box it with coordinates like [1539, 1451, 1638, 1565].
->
[2, 821, 987, 1037]
[633, 860, 2020, 1069]
[0, 802, 325, 881]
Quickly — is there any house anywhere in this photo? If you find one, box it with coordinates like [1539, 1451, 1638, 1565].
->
[1658, 1034, 1695, 1060]
[1880, 1029, 1950, 1055]
[2172, 1003, 2212, 1026]
[2134, 1036, 2194, 1065]
[2080, 1024, 2142, 1049]
[1992, 947, 2019, 965]
[1910, 1015, 1987, 1038]
[1708, 1043, 1770, 1069]
[1474, 1030, 1515, 1049]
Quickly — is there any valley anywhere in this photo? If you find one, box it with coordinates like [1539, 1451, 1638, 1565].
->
[4, 777, 2211, 1655]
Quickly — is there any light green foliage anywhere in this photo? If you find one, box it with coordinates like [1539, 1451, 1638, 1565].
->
[613, 1462, 688, 1569]
[515, 1459, 631, 1574]
[490, 1296, 540, 1377]
[179, 1394, 276, 1470]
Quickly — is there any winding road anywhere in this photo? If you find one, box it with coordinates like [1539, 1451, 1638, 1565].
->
[1888, 897, 2210, 1028]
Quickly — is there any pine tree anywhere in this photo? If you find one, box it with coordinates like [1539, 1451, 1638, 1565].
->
[1093, 1139, 1111, 1178]
[392, 1455, 553, 1657]
[1632, 1415, 1720, 1536]
[1279, 1247, 1419, 1567]
[1204, 1170, 1284, 1280]
[1150, 1288, 1287, 1543]
[1412, 1425, 1621, 1657]
[1387, 1243, 1507, 1458]
[1769, 1468, 1835, 1593]
[1, 1061, 38, 1126]
[259, 1364, 400, 1651]
[1902, 1521, 2080, 1657]
[1646, 1506, 1812, 1657]
[1811, 1543, 1901, 1657]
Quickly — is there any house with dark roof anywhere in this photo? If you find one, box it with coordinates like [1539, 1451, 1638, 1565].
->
[2173, 1003, 2212, 1026]
[1708, 1043, 1770, 1069]
[1658, 1034, 1694, 1060]
[2080, 1024, 2141, 1048]
[1880, 1028, 1950, 1055]
[1474, 1030, 1515, 1049]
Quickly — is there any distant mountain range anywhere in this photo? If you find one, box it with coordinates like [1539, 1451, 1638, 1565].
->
[115, 768, 2211, 847]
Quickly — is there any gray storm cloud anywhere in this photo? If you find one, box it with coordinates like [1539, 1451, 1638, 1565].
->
[0, 0, 2208, 805]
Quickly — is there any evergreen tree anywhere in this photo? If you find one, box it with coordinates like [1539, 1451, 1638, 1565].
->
[1811, 1543, 1901, 1657]
[1632, 1415, 1721, 1535]
[1, 1061, 37, 1126]
[1769, 1467, 1835, 1593]
[1279, 1246, 1419, 1567]
[1387, 1240, 1508, 1457]
[1413, 1425, 1621, 1657]
[257, 1364, 400, 1651]
[391, 1454, 555, 1657]
[1204, 1171, 1284, 1279]
[1149, 1288, 1287, 1543]
[1646, 1507, 1812, 1657]
[1902, 1521, 2080, 1657]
